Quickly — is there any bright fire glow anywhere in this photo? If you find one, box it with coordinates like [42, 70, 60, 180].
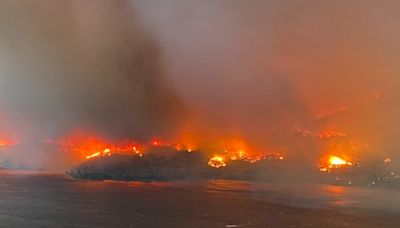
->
[53, 133, 145, 160]
[51, 133, 284, 168]
[319, 155, 353, 172]
[0, 138, 18, 147]
[329, 156, 351, 166]
[86, 152, 101, 159]
[218, 139, 280, 163]
[208, 156, 226, 168]
[206, 139, 285, 168]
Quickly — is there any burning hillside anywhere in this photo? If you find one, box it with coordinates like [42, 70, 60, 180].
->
[54, 132, 285, 169]
[0, 0, 399, 189]
[0, 125, 394, 186]
[52, 128, 396, 187]
[1, 128, 398, 188]
[67, 145, 291, 182]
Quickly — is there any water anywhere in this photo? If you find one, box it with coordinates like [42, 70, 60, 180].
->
[0, 170, 399, 227]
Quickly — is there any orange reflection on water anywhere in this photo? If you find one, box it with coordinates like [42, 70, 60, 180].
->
[324, 185, 351, 207]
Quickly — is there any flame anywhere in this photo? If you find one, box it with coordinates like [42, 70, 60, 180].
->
[85, 148, 116, 159]
[319, 155, 353, 172]
[54, 133, 145, 160]
[53, 133, 203, 162]
[208, 156, 226, 168]
[174, 144, 196, 152]
[329, 155, 352, 166]
[218, 139, 269, 163]
[86, 152, 101, 159]
[205, 138, 284, 168]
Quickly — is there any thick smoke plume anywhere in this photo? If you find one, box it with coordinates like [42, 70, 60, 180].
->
[0, 0, 185, 141]
[1, 0, 400, 170]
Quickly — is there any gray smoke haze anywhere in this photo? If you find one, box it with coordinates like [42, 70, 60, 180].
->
[0, 0, 185, 141]
[132, 0, 400, 164]
[1, 0, 400, 170]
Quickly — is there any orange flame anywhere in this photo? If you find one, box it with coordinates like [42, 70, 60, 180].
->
[53, 132, 286, 169]
[54, 133, 145, 160]
[319, 155, 353, 172]
[208, 156, 226, 168]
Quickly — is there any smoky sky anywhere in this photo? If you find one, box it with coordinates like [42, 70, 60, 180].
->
[1, 0, 400, 165]
[132, 0, 400, 162]
[0, 0, 185, 140]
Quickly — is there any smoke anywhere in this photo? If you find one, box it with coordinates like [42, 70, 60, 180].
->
[0, 0, 185, 141]
[131, 0, 400, 164]
[1, 0, 400, 170]
[0, 0, 187, 170]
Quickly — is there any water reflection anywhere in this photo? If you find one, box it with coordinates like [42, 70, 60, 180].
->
[1, 172, 400, 227]
[2, 171, 400, 212]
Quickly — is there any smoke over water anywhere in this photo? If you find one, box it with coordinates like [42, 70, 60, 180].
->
[0, 0, 400, 171]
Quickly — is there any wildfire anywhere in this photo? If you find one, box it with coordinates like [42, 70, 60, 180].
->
[82, 145, 145, 160]
[319, 155, 353, 172]
[329, 155, 352, 166]
[208, 156, 226, 168]
[229, 149, 247, 161]
[86, 151, 101, 159]
[205, 139, 285, 168]
[174, 144, 196, 152]
[53, 133, 146, 160]
[151, 138, 197, 153]
[0, 138, 18, 147]
[218, 139, 274, 163]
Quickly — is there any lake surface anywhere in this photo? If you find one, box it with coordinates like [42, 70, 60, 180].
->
[0, 170, 399, 227]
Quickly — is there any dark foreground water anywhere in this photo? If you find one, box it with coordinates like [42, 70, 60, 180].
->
[0, 171, 400, 228]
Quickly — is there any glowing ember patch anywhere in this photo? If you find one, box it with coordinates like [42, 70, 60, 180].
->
[319, 155, 353, 172]
[174, 144, 196, 152]
[132, 146, 143, 157]
[150, 139, 173, 147]
[208, 156, 226, 168]
[86, 152, 101, 159]
[0, 138, 18, 147]
[103, 148, 111, 156]
[319, 167, 329, 172]
[56, 133, 147, 161]
[219, 139, 282, 163]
